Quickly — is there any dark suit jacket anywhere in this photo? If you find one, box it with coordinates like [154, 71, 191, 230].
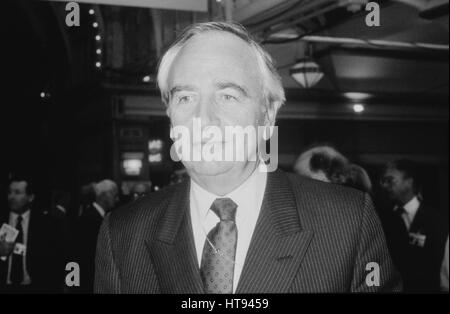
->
[0, 209, 65, 293]
[74, 203, 104, 293]
[378, 201, 448, 292]
[95, 170, 401, 293]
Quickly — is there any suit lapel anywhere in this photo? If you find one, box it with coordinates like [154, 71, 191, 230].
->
[26, 211, 35, 276]
[146, 180, 204, 294]
[0, 213, 8, 283]
[236, 170, 313, 293]
[409, 203, 427, 233]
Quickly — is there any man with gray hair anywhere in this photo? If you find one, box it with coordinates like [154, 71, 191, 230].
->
[76, 179, 118, 292]
[294, 145, 348, 183]
[95, 22, 400, 293]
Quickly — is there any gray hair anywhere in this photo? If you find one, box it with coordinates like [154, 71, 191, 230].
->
[156, 22, 285, 113]
[294, 146, 348, 182]
[94, 179, 118, 196]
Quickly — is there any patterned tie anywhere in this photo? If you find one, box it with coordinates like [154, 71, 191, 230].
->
[200, 198, 238, 294]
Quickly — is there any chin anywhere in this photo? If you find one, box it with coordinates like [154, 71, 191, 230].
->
[10, 206, 25, 213]
[184, 160, 238, 177]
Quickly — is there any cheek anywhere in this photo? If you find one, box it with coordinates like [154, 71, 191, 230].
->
[400, 183, 410, 192]
[16, 196, 26, 204]
[222, 103, 263, 127]
[170, 110, 192, 127]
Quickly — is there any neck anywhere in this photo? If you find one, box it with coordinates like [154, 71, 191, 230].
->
[400, 193, 416, 206]
[11, 208, 30, 216]
[191, 161, 259, 196]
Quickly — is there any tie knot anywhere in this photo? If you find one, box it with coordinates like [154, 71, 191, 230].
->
[395, 206, 406, 215]
[211, 198, 237, 222]
[16, 215, 23, 224]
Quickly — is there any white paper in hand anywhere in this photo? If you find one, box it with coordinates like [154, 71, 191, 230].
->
[0, 223, 19, 242]
[0, 223, 19, 261]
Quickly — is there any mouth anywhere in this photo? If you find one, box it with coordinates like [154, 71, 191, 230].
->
[194, 141, 227, 145]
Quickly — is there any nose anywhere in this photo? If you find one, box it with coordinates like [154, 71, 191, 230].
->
[195, 95, 220, 127]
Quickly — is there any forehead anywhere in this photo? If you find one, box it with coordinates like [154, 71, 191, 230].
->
[168, 31, 261, 89]
[9, 181, 27, 191]
[384, 168, 403, 177]
[133, 185, 147, 192]
[107, 186, 118, 193]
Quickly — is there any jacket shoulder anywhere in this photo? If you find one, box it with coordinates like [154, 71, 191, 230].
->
[286, 172, 367, 203]
[285, 172, 369, 223]
[106, 181, 183, 232]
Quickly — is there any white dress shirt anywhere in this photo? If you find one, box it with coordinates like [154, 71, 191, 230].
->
[55, 205, 67, 214]
[7, 210, 32, 285]
[395, 196, 420, 231]
[190, 163, 267, 293]
[92, 202, 106, 218]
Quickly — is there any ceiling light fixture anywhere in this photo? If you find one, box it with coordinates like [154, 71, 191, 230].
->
[344, 92, 371, 100]
[290, 43, 324, 89]
[353, 103, 365, 113]
[290, 57, 324, 88]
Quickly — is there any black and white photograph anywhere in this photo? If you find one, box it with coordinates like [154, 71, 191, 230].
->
[0, 0, 448, 300]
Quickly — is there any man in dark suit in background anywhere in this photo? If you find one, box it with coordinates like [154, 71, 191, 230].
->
[48, 190, 71, 223]
[379, 159, 448, 292]
[0, 177, 64, 293]
[75, 179, 118, 293]
[95, 22, 401, 293]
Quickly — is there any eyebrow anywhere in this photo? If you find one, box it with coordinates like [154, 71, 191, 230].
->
[169, 85, 197, 97]
[215, 82, 249, 98]
[169, 82, 250, 98]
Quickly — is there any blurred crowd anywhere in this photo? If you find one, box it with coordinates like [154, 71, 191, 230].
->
[0, 145, 448, 293]
[294, 144, 449, 293]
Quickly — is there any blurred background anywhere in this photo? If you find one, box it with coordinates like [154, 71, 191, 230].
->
[0, 0, 448, 216]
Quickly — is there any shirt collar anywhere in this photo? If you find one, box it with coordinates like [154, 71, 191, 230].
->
[92, 202, 106, 218]
[191, 179, 222, 219]
[403, 196, 420, 216]
[190, 162, 267, 220]
[55, 205, 67, 214]
[10, 209, 31, 222]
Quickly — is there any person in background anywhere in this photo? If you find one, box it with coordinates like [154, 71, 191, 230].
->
[294, 145, 348, 183]
[0, 176, 64, 293]
[47, 190, 71, 222]
[294, 145, 373, 195]
[75, 179, 118, 293]
[379, 159, 448, 292]
[78, 183, 96, 217]
[441, 235, 449, 292]
[47, 189, 71, 291]
[130, 182, 152, 202]
[343, 164, 373, 194]
[169, 168, 189, 186]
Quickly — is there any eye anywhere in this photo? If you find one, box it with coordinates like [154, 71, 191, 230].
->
[176, 94, 195, 105]
[220, 94, 238, 102]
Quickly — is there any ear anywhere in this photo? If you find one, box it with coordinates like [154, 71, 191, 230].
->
[169, 123, 175, 140]
[28, 194, 35, 203]
[263, 100, 280, 127]
[165, 104, 172, 118]
[406, 177, 415, 189]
